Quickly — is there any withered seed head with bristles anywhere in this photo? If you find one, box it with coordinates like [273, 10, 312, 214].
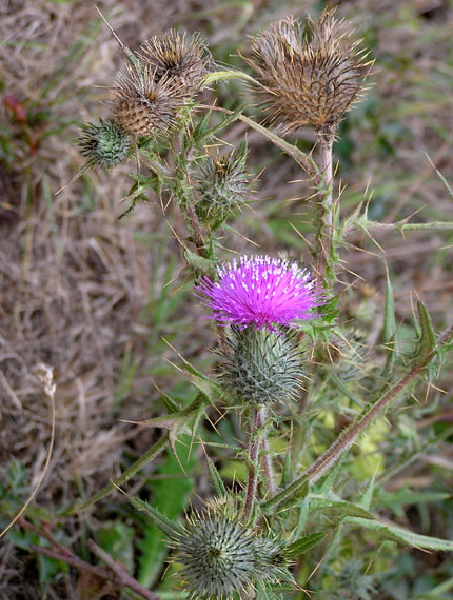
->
[139, 29, 208, 97]
[246, 9, 371, 136]
[111, 63, 185, 139]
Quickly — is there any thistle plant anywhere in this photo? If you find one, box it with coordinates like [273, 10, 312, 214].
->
[17, 8, 452, 600]
[78, 119, 131, 168]
[193, 141, 251, 228]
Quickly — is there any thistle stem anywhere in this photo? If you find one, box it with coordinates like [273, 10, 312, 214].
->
[315, 133, 334, 281]
[261, 323, 453, 513]
[261, 433, 276, 498]
[243, 407, 265, 519]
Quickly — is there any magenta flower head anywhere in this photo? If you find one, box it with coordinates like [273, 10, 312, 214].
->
[196, 254, 321, 331]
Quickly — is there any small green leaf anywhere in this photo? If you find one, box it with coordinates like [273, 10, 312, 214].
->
[415, 300, 436, 360]
[201, 70, 259, 87]
[97, 522, 134, 573]
[207, 457, 227, 497]
[130, 496, 184, 539]
[285, 532, 326, 559]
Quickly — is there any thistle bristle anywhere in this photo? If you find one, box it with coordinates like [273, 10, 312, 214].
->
[78, 119, 131, 168]
[218, 327, 304, 406]
[111, 63, 186, 138]
[170, 499, 290, 599]
[246, 9, 371, 135]
[139, 29, 208, 97]
[194, 142, 251, 225]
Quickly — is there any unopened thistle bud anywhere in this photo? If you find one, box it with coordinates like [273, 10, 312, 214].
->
[246, 9, 370, 136]
[171, 503, 289, 599]
[112, 64, 185, 138]
[139, 29, 208, 97]
[219, 326, 304, 405]
[78, 119, 131, 168]
[194, 141, 251, 226]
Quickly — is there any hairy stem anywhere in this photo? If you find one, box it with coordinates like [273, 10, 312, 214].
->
[315, 134, 334, 281]
[20, 519, 161, 600]
[261, 323, 453, 513]
[243, 407, 266, 519]
[87, 539, 161, 600]
[261, 433, 276, 499]
[72, 433, 169, 513]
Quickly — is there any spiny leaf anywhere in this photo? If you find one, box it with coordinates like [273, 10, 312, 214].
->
[285, 532, 326, 559]
[207, 457, 227, 497]
[357, 472, 377, 511]
[341, 515, 453, 552]
[129, 496, 184, 539]
[415, 300, 436, 360]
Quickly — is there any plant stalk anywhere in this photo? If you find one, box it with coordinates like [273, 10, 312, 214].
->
[261, 433, 276, 499]
[261, 323, 453, 513]
[243, 407, 266, 519]
[315, 133, 334, 281]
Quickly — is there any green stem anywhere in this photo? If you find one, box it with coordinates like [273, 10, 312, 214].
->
[261, 324, 453, 513]
[71, 433, 169, 513]
[315, 133, 334, 281]
[243, 407, 265, 519]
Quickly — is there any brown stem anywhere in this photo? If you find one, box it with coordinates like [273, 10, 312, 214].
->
[315, 133, 334, 280]
[87, 539, 161, 600]
[17, 518, 162, 600]
[243, 407, 265, 519]
[186, 199, 207, 256]
[30, 545, 111, 580]
[262, 323, 453, 512]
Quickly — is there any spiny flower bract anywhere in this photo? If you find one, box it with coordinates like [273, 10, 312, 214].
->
[112, 63, 185, 138]
[139, 29, 208, 96]
[78, 119, 131, 168]
[246, 9, 370, 135]
[194, 140, 251, 226]
[196, 255, 321, 331]
[219, 326, 304, 405]
[172, 507, 289, 599]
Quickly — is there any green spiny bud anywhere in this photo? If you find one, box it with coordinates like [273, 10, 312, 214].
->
[171, 500, 290, 599]
[78, 119, 131, 168]
[194, 140, 251, 227]
[219, 327, 304, 406]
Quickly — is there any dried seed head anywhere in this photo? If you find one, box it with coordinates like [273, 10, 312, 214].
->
[111, 64, 185, 138]
[194, 141, 251, 226]
[172, 501, 289, 599]
[78, 119, 131, 168]
[246, 9, 370, 135]
[139, 30, 208, 97]
[219, 326, 304, 406]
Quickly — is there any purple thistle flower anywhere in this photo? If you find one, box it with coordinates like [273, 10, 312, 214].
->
[196, 255, 321, 330]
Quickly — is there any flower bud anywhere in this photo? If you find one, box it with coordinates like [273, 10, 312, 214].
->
[78, 119, 131, 168]
[172, 501, 289, 599]
[219, 326, 304, 406]
[194, 141, 250, 226]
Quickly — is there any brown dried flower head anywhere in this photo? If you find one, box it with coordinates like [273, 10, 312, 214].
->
[246, 9, 371, 136]
[139, 30, 208, 97]
[111, 64, 185, 138]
